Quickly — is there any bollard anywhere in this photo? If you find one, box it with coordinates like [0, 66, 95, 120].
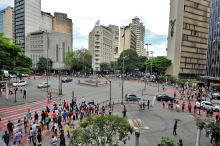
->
[96, 83, 98, 87]
[78, 80, 80, 84]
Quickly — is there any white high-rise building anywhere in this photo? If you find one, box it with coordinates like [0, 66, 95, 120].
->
[129, 16, 145, 56]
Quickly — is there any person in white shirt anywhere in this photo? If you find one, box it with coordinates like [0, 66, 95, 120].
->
[203, 102, 206, 110]
[55, 109, 59, 116]
[32, 122, 37, 130]
[82, 96, 85, 104]
[51, 135, 57, 146]
[54, 121, 58, 134]
[139, 100, 142, 109]
[168, 100, 171, 109]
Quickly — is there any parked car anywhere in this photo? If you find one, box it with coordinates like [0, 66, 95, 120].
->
[156, 94, 176, 102]
[212, 93, 220, 100]
[13, 80, 27, 87]
[28, 73, 33, 75]
[62, 78, 73, 83]
[196, 101, 220, 112]
[21, 74, 29, 77]
[125, 94, 141, 101]
[40, 73, 46, 76]
[9, 74, 17, 78]
[37, 82, 51, 88]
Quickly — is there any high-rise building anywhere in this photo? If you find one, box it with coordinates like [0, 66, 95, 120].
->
[88, 26, 115, 71]
[119, 26, 136, 54]
[106, 25, 119, 54]
[26, 30, 72, 73]
[14, 0, 53, 53]
[0, 7, 15, 40]
[166, 0, 210, 78]
[129, 16, 145, 56]
[206, 0, 220, 77]
[52, 12, 73, 51]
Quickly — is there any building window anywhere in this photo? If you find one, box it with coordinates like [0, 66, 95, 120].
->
[62, 42, 65, 62]
[56, 44, 59, 61]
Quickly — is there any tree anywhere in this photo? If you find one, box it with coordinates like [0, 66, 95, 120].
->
[158, 76, 166, 82]
[140, 57, 172, 74]
[117, 49, 139, 73]
[0, 33, 27, 70]
[160, 136, 176, 146]
[168, 75, 177, 83]
[69, 114, 133, 146]
[36, 57, 53, 73]
[12, 66, 33, 74]
[16, 52, 32, 69]
[100, 62, 112, 71]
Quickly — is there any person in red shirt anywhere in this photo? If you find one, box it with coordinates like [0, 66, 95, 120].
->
[51, 111, 56, 124]
[63, 100, 66, 110]
[188, 104, 192, 113]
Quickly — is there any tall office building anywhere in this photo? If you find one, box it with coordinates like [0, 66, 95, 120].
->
[166, 0, 210, 78]
[206, 0, 220, 77]
[106, 25, 119, 54]
[129, 16, 145, 56]
[88, 26, 115, 71]
[119, 26, 136, 54]
[52, 12, 73, 51]
[0, 7, 15, 40]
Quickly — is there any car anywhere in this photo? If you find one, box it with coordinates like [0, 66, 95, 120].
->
[156, 94, 176, 102]
[212, 93, 220, 100]
[62, 78, 73, 83]
[125, 94, 141, 101]
[21, 74, 29, 77]
[37, 82, 51, 88]
[13, 80, 27, 87]
[40, 73, 46, 76]
[9, 74, 17, 78]
[196, 101, 220, 112]
[28, 73, 33, 75]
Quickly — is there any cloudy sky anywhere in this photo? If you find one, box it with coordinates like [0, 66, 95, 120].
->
[1, 0, 170, 57]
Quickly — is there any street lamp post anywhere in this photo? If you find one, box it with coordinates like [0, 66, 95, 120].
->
[43, 30, 49, 93]
[114, 52, 116, 80]
[121, 26, 128, 104]
[145, 43, 152, 90]
[150, 51, 155, 75]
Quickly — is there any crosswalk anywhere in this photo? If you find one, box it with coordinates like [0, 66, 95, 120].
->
[0, 99, 69, 145]
[161, 99, 220, 117]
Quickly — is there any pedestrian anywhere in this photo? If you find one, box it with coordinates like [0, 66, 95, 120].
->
[34, 112, 38, 124]
[82, 96, 85, 104]
[59, 99, 62, 107]
[45, 115, 50, 129]
[54, 121, 58, 136]
[41, 110, 46, 125]
[174, 92, 176, 98]
[182, 102, 185, 112]
[139, 99, 142, 109]
[163, 101, 165, 108]
[2, 130, 10, 146]
[58, 113, 62, 129]
[59, 133, 66, 146]
[14, 130, 22, 146]
[188, 101, 191, 110]
[63, 110, 67, 123]
[34, 76, 35, 80]
[50, 92, 52, 101]
[194, 104, 197, 113]
[51, 135, 57, 146]
[147, 100, 150, 109]
[23, 89, 26, 98]
[72, 114, 75, 128]
[177, 139, 183, 146]
[29, 127, 35, 145]
[112, 106, 114, 116]
[63, 100, 67, 110]
[17, 120, 23, 133]
[74, 97, 77, 105]
[7, 119, 14, 138]
[23, 117, 28, 133]
[188, 95, 190, 101]
[67, 123, 71, 137]
[210, 132, 214, 145]
[210, 94, 213, 102]
[168, 100, 171, 109]
[9, 87, 13, 94]
[173, 121, 177, 135]
[26, 109, 32, 126]
[36, 133, 42, 146]
[109, 107, 112, 115]
[58, 104, 62, 114]
[47, 93, 50, 103]
[143, 100, 145, 110]
[183, 95, 186, 101]
[210, 108, 214, 117]
[163, 85, 165, 91]
[188, 103, 191, 113]
[51, 111, 57, 124]
[170, 101, 173, 111]
[206, 107, 210, 117]
[123, 105, 128, 119]
[203, 102, 206, 110]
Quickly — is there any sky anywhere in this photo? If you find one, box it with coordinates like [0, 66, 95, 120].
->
[0, 0, 170, 57]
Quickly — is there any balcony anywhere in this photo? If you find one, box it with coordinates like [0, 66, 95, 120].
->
[95, 52, 100, 55]
[95, 48, 100, 51]
[95, 64, 100, 67]
[95, 32, 100, 36]
[95, 40, 100, 43]
[95, 60, 101, 63]
[95, 56, 99, 59]
[95, 44, 100, 47]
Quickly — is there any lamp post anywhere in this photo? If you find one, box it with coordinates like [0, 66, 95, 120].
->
[120, 26, 128, 104]
[43, 30, 49, 93]
[83, 53, 85, 76]
[114, 52, 116, 80]
[145, 43, 152, 90]
[150, 51, 155, 75]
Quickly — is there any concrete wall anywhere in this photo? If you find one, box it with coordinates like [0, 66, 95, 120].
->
[40, 12, 52, 31]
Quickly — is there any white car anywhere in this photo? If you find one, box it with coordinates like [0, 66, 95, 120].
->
[37, 82, 51, 88]
[212, 93, 220, 99]
[13, 80, 27, 87]
[196, 101, 220, 112]
[21, 74, 29, 77]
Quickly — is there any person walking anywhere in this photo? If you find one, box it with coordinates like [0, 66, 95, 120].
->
[210, 108, 214, 117]
[188, 103, 192, 113]
[14, 130, 22, 146]
[182, 102, 185, 112]
[17, 120, 23, 133]
[170, 101, 173, 111]
[206, 107, 210, 117]
[139, 99, 142, 110]
[123, 105, 128, 119]
[174, 92, 176, 99]
[27, 109, 31, 126]
[7, 119, 14, 138]
[41, 111, 46, 125]
[168, 100, 171, 109]
[194, 104, 197, 113]
[82, 96, 85, 105]
[9, 87, 13, 94]
[47, 93, 50, 103]
[23, 89, 26, 99]
[2, 130, 10, 146]
[210, 94, 213, 102]
[173, 121, 177, 135]
[163, 85, 165, 91]
[74, 97, 77, 105]
[58, 113, 62, 128]
[67, 123, 71, 137]
[45, 115, 50, 129]
[147, 100, 150, 109]
[50, 92, 52, 101]
[143, 100, 145, 110]
[163, 101, 165, 108]
[34, 112, 38, 124]
[29, 127, 35, 145]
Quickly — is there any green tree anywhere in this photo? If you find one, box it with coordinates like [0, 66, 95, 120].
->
[141, 57, 172, 74]
[176, 79, 182, 85]
[117, 49, 139, 73]
[36, 57, 53, 73]
[204, 121, 220, 145]
[12, 66, 33, 74]
[69, 114, 133, 146]
[159, 76, 166, 82]
[100, 62, 112, 71]
[16, 52, 32, 69]
[168, 75, 177, 83]
[0, 33, 29, 70]
[160, 136, 176, 146]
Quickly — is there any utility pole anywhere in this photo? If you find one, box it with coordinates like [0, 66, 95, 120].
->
[150, 51, 155, 75]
